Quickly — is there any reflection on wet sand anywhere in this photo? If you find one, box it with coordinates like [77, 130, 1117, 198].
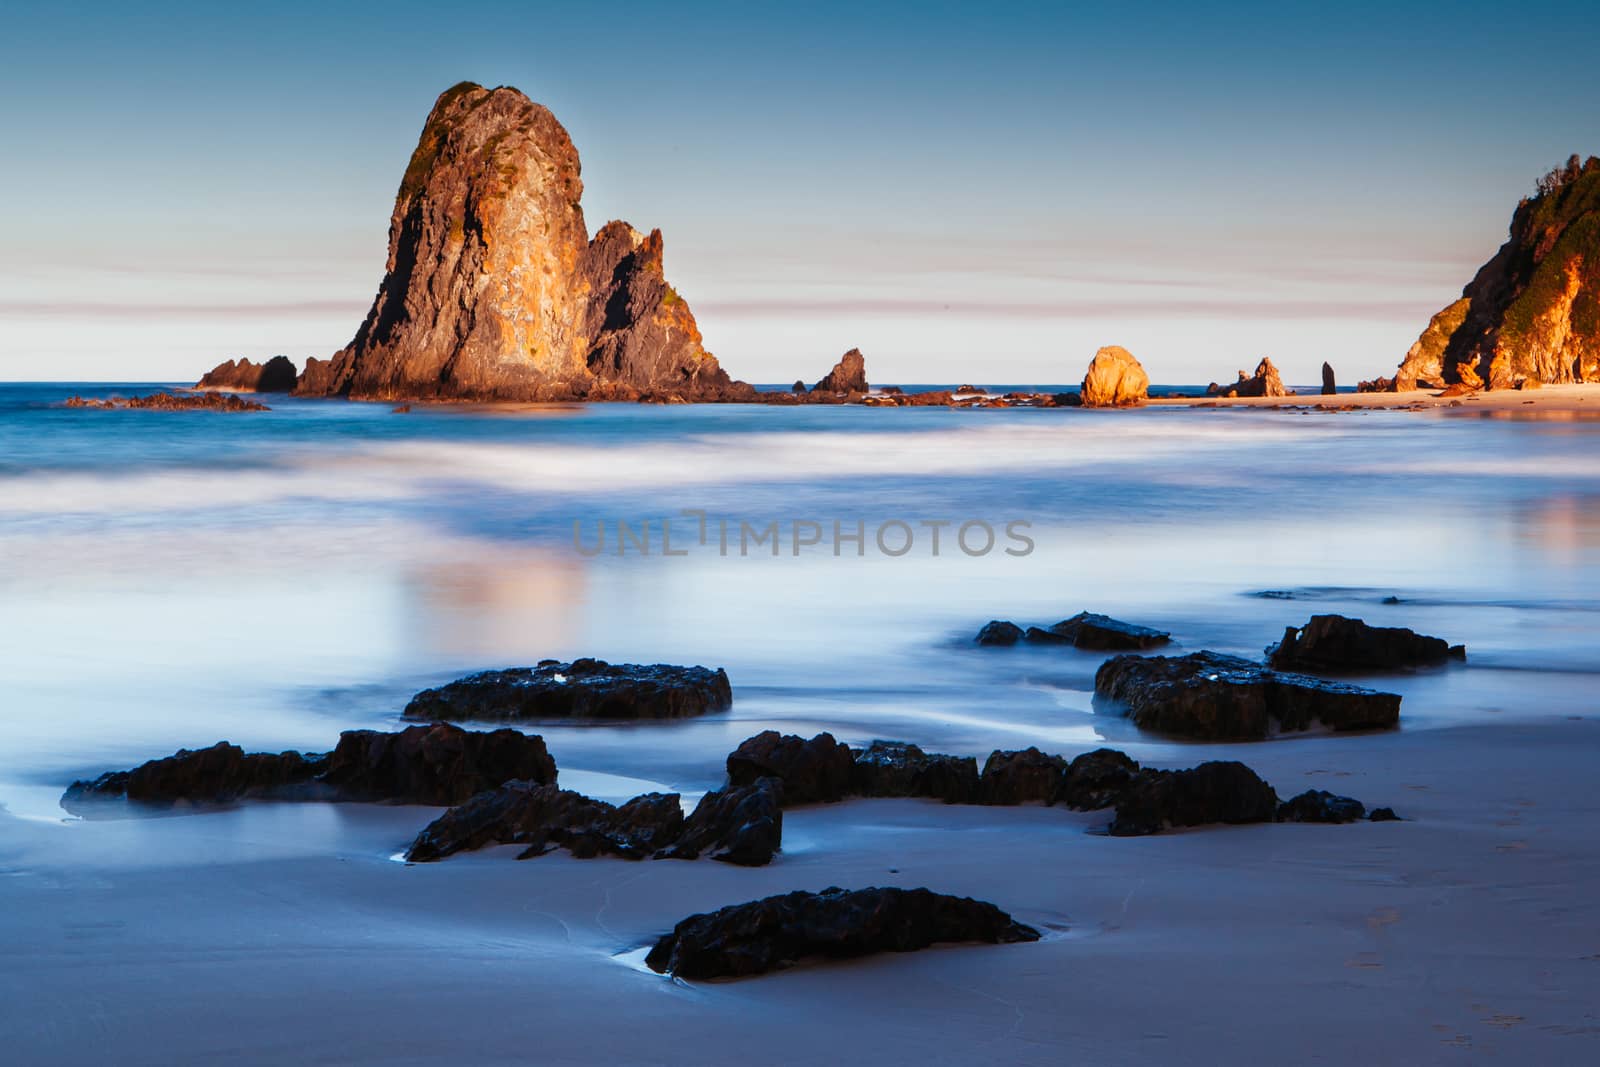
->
[404, 549, 589, 664]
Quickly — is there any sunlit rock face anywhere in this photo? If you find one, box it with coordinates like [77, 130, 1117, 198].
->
[297, 82, 752, 402]
[1396, 155, 1600, 390]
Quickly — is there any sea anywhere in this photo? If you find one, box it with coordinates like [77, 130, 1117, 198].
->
[3, 381, 1598, 826]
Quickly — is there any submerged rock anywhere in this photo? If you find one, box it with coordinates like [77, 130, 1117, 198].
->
[1266, 614, 1464, 672]
[645, 886, 1040, 979]
[1093, 651, 1401, 740]
[1079, 345, 1149, 407]
[1108, 761, 1279, 836]
[403, 659, 732, 722]
[1276, 789, 1366, 824]
[850, 741, 980, 804]
[1027, 611, 1170, 651]
[975, 620, 1024, 646]
[725, 731, 855, 804]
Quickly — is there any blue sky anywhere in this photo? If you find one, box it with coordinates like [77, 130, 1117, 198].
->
[2, 1, 1597, 385]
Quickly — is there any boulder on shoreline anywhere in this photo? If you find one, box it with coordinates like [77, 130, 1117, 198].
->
[644, 886, 1040, 979]
[405, 776, 784, 865]
[1079, 345, 1149, 407]
[1266, 614, 1464, 672]
[61, 723, 556, 815]
[1276, 789, 1366, 824]
[1108, 761, 1280, 836]
[403, 659, 733, 723]
[1093, 650, 1402, 739]
[1057, 748, 1141, 810]
[726, 730, 855, 804]
[849, 741, 980, 804]
[978, 748, 1067, 805]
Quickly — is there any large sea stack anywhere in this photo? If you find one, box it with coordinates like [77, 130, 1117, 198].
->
[294, 82, 755, 403]
[1395, 155, 1600, 390]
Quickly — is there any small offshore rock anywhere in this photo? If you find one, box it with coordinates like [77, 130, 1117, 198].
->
[404, 659, 732, 722]
[975, 620, 1024, 646]
[1266, 614, 1464, 672]
[1029, 611, 1170, 651]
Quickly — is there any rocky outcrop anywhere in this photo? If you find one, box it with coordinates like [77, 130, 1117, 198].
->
[1108, 761, 1279, 836]
[978, 748, 1067, 805]
[61, 723, 556, 815]
[405, 776, 783, 865]
[194, 356, 299, 393]
[645, 887, 1040, 979]
[1023, 612, 1170, 651]
[1057, 748, 1141, 810]
[1396, 155, 1600, 389]
[1208, 357, 1291, 398]
[292, 82, 755, 403]
[725, 730, 855, 804]
[1276, 789, 1366, 824]
[849, 741, 979, 804]
[813, 348, 868, 394]
[1093, 651, 1401, 739]
[403, 659, 733, 722]
[975, 620, 1024, 646]
[64, 393, 269, 412]
[1079, 345, 1149, 407]
[1266, 614, 1464, 673]
[1321, 362, 1337, 395]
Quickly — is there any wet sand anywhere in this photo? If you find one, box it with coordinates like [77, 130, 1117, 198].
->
[1149, 381, 1600, 413]
[2, 716, 1596, 1065]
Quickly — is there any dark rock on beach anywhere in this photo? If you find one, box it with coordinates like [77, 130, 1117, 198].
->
[1028, 611, 1170, 651]
[1321, 362, 1337, 395]
[1094, 650, 1402, 740]
[403, 659, 732, 723]
[64, 392, 269, 412]
[1108, 761, 1280, 836]
[1276, 789, 1366, 824]
[62, 743, 327, 813]
[1057, 748, 1141, 811]
[404, 781, 684, 862]
[1266, 614, 1464, 672]
[850, 741, 980, 804]
[975, 620, 1024, 646]
[661, 778, 784, 866]
[726, 730, 855, 805]
[979, 748, 1067, 805]
[317, 723, 556, 806]
[644, 886, 1040, 979]
[62, 723, 557, 815]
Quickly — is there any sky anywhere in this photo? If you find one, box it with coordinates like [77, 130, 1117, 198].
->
[2, 0, 1598, 386]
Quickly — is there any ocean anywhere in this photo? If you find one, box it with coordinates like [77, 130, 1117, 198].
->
[3, 381, 1598, 826]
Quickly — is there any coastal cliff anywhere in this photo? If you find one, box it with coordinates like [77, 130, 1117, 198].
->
[295, 82, 754, 402]
[1396, 155, 1600, 390]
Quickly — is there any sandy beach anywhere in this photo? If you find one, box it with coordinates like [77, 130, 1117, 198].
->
[1150, 382, 1600, 414]
[3, 715, 1595, 1065]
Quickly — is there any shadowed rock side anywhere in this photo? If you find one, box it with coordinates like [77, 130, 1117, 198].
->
[1395, 155, 1600, 389]
[194, 356, 299, 393]
[293, 82, 754, 403]
[404, 777, 783, 866]
[61, 723, 556, 815]
[1080, 345, 1148, 406]
[1266, 614, 1464, 673]
[726, 730, 855, 804]
[1093, 651, 1401, 740]
[645, 887, 1041, 979]
[1208, 357, 1291, 398]
[1321, 362, 1337, 395]
[403, 659, 733, 722]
